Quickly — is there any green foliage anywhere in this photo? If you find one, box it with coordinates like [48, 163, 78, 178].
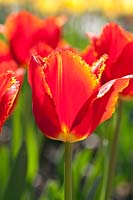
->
[40, 181, 64, 200]
[0, 146, 10, 199]
[63, 20, 88, 50]
[2, 146, 27, 200]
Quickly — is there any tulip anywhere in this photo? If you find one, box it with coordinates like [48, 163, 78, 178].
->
[4, 11, 66, 65]
[82, 22, 133, 98]
[29, 49, 132, 142]
[0, 71, 20, 131]
[81, 22, 133, 199]
[29, 49, 133, 200]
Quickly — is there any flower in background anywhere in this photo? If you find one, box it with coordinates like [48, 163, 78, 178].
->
[29, 50, 132, 142]
[82, 22, 133, 98]
[0, 71, 20, 131]
[3, 11, 66, 66]
[0, 37, 23, 131]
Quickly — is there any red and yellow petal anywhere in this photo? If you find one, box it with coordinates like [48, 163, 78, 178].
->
[83, 22, 133, 69]
[29, 55, 61, 140]
[0, 60, 25, 83]
[120, 79, 133, 99]
[91, 75, 133, 131]
[0, 72, 20, 130]
[0, 72, 16, 100]
[29, 51, 110, 142]
[91, 54, 108, 82]
[69, 75, 132, 142]
[43, 50, 98, 131]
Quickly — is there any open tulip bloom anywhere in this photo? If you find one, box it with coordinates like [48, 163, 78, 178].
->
[82, 22, 133, 98]
[3, 11, 66, 66]
[29, 49, 132, 199]
[81, 22, 133, 198]
[29, 50, 132, 142]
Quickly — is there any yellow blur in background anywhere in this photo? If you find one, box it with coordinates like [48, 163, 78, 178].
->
[0, 0, 133, 17]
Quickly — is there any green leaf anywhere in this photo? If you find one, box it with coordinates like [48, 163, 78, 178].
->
[26, 123, 39, 184]
[3, 146, 27, 200]
[0, 146, 10, 198]
[72, 149, 92, 200]
[39, 180, 63, 200]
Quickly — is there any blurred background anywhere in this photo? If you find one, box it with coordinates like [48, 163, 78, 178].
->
[0, 0, 133, 200]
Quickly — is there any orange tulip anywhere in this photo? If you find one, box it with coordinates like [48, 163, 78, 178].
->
[0, 71, 20, 131]
[82, 22, 133, 98]
[29, 50, 132, 142]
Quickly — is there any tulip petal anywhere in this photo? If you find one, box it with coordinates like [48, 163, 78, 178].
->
[0, 72, 20, 130]
[70, 75, 132, 142]
[104, 42, 133, 97]
[43, 50, 98, 131]
[0, 60, 17, 74]
[81, 46, 97, 65]
[0, 60, 25, 83]
[91, 23, 133, 62]
[30, 42, 53, 58]
[29, 55, 61, 140]
[109, 42, 133, 77]
[91, 54, 108, 81]
[32, 17, 63, 49]
[5, 11, 42, 64]
[82, 23, 133, 68]
[95, 75, 132, 125]
[5, 11, 63, 65]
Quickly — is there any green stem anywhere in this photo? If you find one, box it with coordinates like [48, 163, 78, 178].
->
[105, 100, 123, 200]
[64, 142, 72, 200]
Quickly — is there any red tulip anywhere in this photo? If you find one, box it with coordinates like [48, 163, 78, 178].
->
[0, 40, 24, 131]
[81, 22, 133, 98]
[4, 11, 66, 65]
[0, 71, 20, 131]
[29, 50, 132, 142]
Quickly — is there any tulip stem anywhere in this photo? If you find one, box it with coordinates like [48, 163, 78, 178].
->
[64, 142, 72, 200]
[105, 100, 123, 200]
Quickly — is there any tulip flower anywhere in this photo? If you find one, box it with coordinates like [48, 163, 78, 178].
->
[81, 22, 133, 199]
[4, 11, 66, 65]
[81, 22, 133, 98]
[0, 71, 20, 131]
[29, 50, 132, 142]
